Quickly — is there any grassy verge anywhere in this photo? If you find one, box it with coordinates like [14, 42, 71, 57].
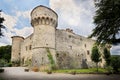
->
[52, 68, 108, 74]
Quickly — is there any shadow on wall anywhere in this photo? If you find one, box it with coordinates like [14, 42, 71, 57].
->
[81, 59, 88, 69]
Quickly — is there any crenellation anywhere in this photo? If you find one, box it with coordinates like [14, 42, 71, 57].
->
[11, 5, 106, 69]
[31, 17, 57, 27]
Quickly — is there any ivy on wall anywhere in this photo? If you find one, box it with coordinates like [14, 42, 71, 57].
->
[46, 48, 55, 70]
[25, 59, 31, 67]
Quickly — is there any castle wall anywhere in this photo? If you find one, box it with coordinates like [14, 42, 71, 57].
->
[32, 25, 56, 48]
[11, 5, 105, 69]
[56, 29, 96, 68]
[20, 34, 33, 66]
[31, 5, 58, 69]
[11, 36, 24, 66]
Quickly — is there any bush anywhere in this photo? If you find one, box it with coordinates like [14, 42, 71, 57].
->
[46, 70, 52, 74]
[110, 56, 120, 73]
[0, 59, 6, 67]
[4, 62, 12, 67]
[70, 70, 76, 75]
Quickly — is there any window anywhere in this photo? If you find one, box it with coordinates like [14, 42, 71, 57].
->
[29, 45, 32, 50]
[56, 53, 59, 57]
[84, 44, 86, 48]
[69, 35, 71, 38]
[87, 50, 90, 55]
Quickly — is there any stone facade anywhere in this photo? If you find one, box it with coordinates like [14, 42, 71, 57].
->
[11, 5, 105, 69]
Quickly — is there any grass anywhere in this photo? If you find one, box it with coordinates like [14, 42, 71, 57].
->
[52, 68, 108, 74]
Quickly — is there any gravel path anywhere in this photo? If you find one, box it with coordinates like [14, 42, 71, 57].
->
[0, 67, 120, 80]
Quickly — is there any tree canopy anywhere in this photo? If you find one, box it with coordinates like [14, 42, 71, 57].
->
[89, 0, 120, 44]
[103, 47, 111, 66]
[91, 45, 101, 71]
[0, 45, 11, 63]
[110, 56, 120, 72]
[0, 10, 5, 37]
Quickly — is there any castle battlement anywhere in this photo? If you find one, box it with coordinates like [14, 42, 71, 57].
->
[31, 5, 58, 27]
[11, 5, 105, 69]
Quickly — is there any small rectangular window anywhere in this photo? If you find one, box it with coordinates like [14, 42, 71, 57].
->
[87, 50, 90, 55]
[29, 45, 32, 50]
[85, 44, 86, 48]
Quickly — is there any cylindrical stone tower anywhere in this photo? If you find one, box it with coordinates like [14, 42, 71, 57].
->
[31, 5, 58, 69]
[11, 36, 24, 66]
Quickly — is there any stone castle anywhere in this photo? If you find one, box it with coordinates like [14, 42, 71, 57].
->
[11, 5, 105, 69]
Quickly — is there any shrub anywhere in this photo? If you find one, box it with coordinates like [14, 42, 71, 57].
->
[46, 70, 52, 74]
[110, 56, 120, 73]
[70, 71, 76, 75]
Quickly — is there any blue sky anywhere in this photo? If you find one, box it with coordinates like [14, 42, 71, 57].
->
[0, 0, 120, 55]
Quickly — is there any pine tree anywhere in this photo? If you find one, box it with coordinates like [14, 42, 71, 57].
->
[89, 0, 120, 44]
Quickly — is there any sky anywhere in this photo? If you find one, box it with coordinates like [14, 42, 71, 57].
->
[0, 0, 119, 55]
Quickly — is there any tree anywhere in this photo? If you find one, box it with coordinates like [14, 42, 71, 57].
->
[89, 0, 120, 44]
[0, 10, 5, 37]
[0, 45, 11, 63]
[103, 48, 111, 66]
[91, 45, 101, 72]
[110, 56, 120, 72]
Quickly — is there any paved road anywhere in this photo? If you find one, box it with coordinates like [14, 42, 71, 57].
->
[0, 67, 120, 80]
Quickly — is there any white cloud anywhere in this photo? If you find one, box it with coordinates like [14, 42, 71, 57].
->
[50, 0, 120, 55]
[50, 0, 95, 36]
[16, 10, 31, 19]
[111, 44, 120, 55]
[0, 10, 33, 46]
[13, 27, 33, 37]
[1, 12, 18, 30]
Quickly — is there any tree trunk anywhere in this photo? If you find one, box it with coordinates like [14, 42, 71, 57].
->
[96, 63, 98, 72]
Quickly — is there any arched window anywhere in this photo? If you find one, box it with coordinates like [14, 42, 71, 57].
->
[46, 17, 49, 24]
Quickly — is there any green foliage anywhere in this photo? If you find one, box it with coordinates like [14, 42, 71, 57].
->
[103, 48, 111, 66]
[91, 45, 101, 72]
[106, 66, 113, 73]
[91, 45, 101, 63]
[0, 10, 5, 37]
[0, 45, 11, 63]
[110, 56, 120, 72]
[0, 59, 12, 67]
[46, 48, 55, 70]
[53, 68, 107, 73]
[0, 59, 6, 67]
[89, 0, 120, 44]
[25, 59, 31, 66]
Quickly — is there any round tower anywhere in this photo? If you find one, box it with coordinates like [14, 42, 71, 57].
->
[31, 5, 58, 69]
[11, 36, 24, 66]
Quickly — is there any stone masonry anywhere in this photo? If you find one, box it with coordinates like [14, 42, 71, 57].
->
[11, 5, 105, 69]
